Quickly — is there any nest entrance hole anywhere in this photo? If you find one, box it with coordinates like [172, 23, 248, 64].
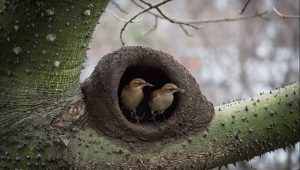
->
[118, 66, 179, 124]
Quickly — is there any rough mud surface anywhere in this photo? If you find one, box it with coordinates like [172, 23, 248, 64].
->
[82, 46, 214, 142]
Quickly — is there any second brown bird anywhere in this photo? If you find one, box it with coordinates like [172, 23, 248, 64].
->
[148, 83, 184, 122]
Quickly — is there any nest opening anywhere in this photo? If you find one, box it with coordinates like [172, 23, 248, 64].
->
[118, 66, 179, 124]
[82, 46, 214, 142]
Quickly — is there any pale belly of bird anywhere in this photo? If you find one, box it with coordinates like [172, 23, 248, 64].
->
[121, 89, 143, 110]
[150, 95, 173, 113]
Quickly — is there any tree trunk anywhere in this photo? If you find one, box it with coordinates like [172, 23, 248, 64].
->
[0, 0, 109, 169]
[0, 1, 299, 169]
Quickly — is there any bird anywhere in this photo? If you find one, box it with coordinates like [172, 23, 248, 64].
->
[148, 83, 185, 123]
[121, 78, 154, 123]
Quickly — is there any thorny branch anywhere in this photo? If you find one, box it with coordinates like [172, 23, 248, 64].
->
[273, 6, 300, 19]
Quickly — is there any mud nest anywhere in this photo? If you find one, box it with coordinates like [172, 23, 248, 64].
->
[82, 46, 214, 142]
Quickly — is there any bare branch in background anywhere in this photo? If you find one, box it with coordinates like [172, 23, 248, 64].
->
[120, 0, 173, 46]
[273, 7, 300, 19]
[184, 11, 269, 24]
[138, 0, 202, 29]
[239, 0, 252, 14]
[130, 0, 163, 19]
[142, 16, 158, 35]
[105, 9, 142, 23]
[132, 0, 269, 24]
[121, 0, 271, 45]
[132, 0, 195, 37]
[179, 25, 193, 37]
[121, 0, 202, 45]
[110, 0, 129, 14]
[155, 7, 202, 30]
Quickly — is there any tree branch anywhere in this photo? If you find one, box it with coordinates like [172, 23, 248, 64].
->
[273, 6, 300, 19]
[66, 82, 300, 169]
[184, 11, 269, 24]
[120, 0, 202, 45]
[239, 0, 252, 14]
[154, 7, 202, 30]
[130, 0, 163, 19]
[132, 0, 195, 37]
[124, 0, 270, 44]
[120, 0, 173, 45]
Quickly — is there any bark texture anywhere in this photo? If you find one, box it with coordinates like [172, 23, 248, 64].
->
[0, 1, 109, 169]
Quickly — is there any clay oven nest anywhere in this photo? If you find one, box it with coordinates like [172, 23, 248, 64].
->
[82, 46, 214, 142]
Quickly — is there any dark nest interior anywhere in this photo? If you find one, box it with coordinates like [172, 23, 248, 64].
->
[118, 66, 179, 123]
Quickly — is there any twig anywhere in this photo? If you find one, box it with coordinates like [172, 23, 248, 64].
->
[130, 0, 200, 41]
[183, 11, 268, 24]
[179, 25, 192, 37]
[105, 9, 142, 23]
[120, 0, 173, 46]
[133, 0, 268, 24]
[138, 0, 202, 29]
[273, 6, 300, 19]
[136, 0, 192, 36]
[124, 0, 270, 45]
[239, 0, 252, 14]
[139, 0, 151, 7]
[110, 0, 128, 14]
[155, 7, 202, 30]
[142, 16, 158, 35]
[130, 0, 163, 19]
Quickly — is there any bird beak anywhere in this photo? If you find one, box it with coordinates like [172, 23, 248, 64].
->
[177, 88, 185, 93]
[145, 83, 154, 87]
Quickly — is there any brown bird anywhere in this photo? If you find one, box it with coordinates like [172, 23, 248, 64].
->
[149, 83, 184, 122]
[121, 78, 154, 123]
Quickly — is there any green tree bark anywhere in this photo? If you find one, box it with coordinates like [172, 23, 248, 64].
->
[0, 0, 109, 169]
[0, 1, 299, 169]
